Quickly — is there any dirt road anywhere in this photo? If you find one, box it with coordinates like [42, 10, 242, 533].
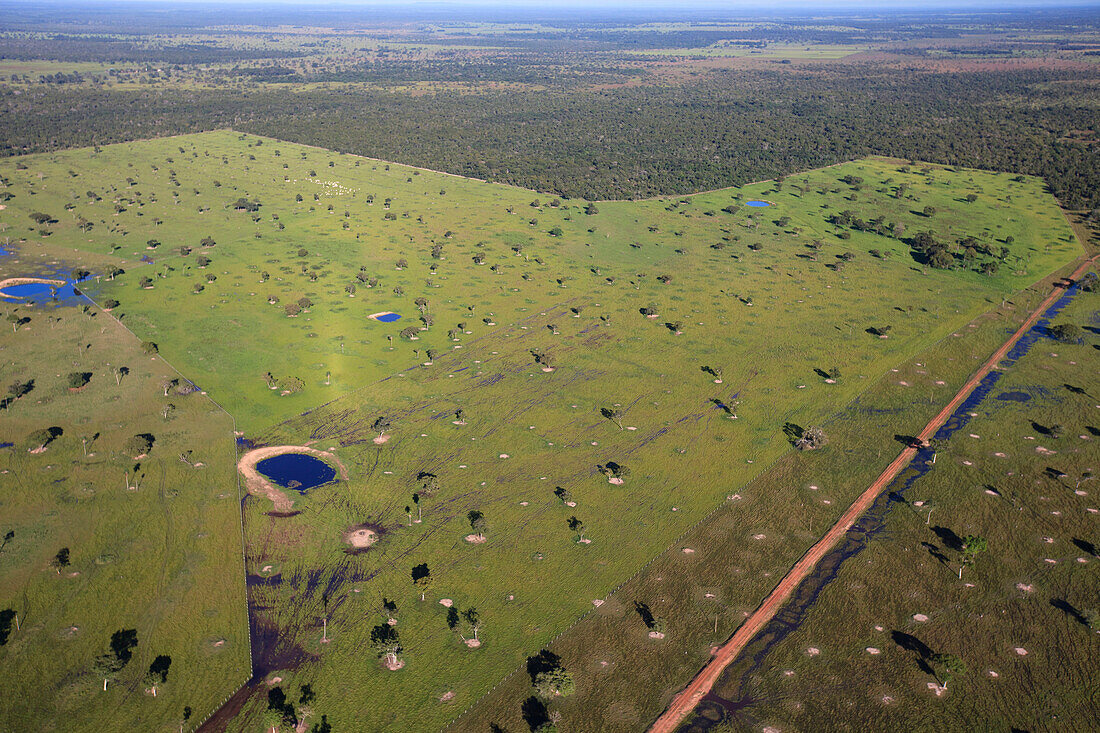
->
[648, 257, 1097, 733]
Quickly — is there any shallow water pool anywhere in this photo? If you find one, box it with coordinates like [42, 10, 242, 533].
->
[257, 453, 336, 493]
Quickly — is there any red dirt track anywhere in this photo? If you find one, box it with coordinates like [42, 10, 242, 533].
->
[648, 256, 1098, 733]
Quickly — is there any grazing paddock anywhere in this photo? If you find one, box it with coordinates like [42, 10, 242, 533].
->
[0, 131, 1083, 731]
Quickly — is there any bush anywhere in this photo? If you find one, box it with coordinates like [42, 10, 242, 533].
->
[795, 426, 828, 451]
[1047, 323, 1084, 344]
[67, 372, 91, 389]
[533, 667, 575, 698]
[123, 433, 155, 457]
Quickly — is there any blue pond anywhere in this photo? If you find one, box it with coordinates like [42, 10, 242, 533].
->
[745, 200, 771, 208]
[0, 277, 88, 307]
[996, 391, 1031, 402]
[374, 312, 402, 323]
[256, 453, 336, 493]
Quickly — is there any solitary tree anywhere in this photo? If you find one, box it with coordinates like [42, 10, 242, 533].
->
[567, 516, 586, 541]
[601, 407, 624, 430]
[93, 628, 138, 691]
[464, 608, 481, 642]
[372, 416, 392, 439]
[795, 426, 827, 451]
[28, 427, 62, 452]
[412, 493, 422, 523]
[370, 623, 401, 668]
[959, 535, 988, 578]
[468, 510, 487, 540]
[50, 547, 70, 574]
[143, 655, 172, 697]
[411, 563, 432, 601]
[533, 667, 575, 698]
[930, 652, 966, 689]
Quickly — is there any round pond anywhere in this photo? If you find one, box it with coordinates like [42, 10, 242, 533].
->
[256, 453, 336, 493]
[745, 200, 771, 208]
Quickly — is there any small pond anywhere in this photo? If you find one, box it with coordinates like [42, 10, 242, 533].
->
[374, 312, 402, 323]
[257, 453, 336, 493]
[995, 391, 1031, 402]
[745, 200, 771, 208]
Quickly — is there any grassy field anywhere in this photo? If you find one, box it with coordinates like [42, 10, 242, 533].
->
[690, 283, 1099, 732]
[0, 132, 1084, 731]
[0, 244, 250, 731]
[451, 260, 1096, 732]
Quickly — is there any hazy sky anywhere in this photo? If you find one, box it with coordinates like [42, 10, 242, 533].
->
[43, 0, 1100, 6]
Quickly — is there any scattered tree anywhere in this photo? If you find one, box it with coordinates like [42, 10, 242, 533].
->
[370, 623, 401, 667]
[930, 652, 966, 689]
[463, 608, 481, 641]
[533, 667, 575, 698]
[567, 516, 585, 542]
[468, 510, 487, 540]
[143, 655, 172, 697]
[93, 628, 138, 691]
[795, 426, 827, 451]
[50, 547, 70, 574]
[959, 535, 988, 578]
[411, 563, 431, 600]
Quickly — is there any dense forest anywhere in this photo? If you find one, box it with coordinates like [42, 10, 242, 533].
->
[0, 8, 1098, 206]
[2, 65, 1098, 207]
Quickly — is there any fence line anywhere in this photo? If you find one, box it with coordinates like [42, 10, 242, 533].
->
[440, 261, 1085, 732]
[75, 289, 254, 733]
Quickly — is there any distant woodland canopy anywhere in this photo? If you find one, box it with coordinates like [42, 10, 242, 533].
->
[1, 66, 1098, 208]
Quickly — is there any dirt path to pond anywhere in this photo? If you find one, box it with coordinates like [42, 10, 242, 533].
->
[648, 255, 1098, 733]
[237, 445, 348, 513]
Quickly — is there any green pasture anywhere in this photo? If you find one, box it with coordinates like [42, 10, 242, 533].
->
[0, 132, 1084, 731]
[700, 287, 1100, 732]
[454, 265, 1095, 731]
[0, 132, 1077, 435]
[0, 244, 249, 731]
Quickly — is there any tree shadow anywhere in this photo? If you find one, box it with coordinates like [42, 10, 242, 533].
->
[921, 541, 950, 567]
[520, 696, 550, 732]
[1050, 598, 1088, 626]
[526, 649, 561, 685]
[783, 422, 804, 445]
[634, 601, 655, 629]
[1064, 383, 1093, 398]
[711, 398, 733, 415]
[891, 630, 934, 674]
[895, 434, 923, 449]
[931, 526, 963, 552]
[1072, 538, 1098, 557]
